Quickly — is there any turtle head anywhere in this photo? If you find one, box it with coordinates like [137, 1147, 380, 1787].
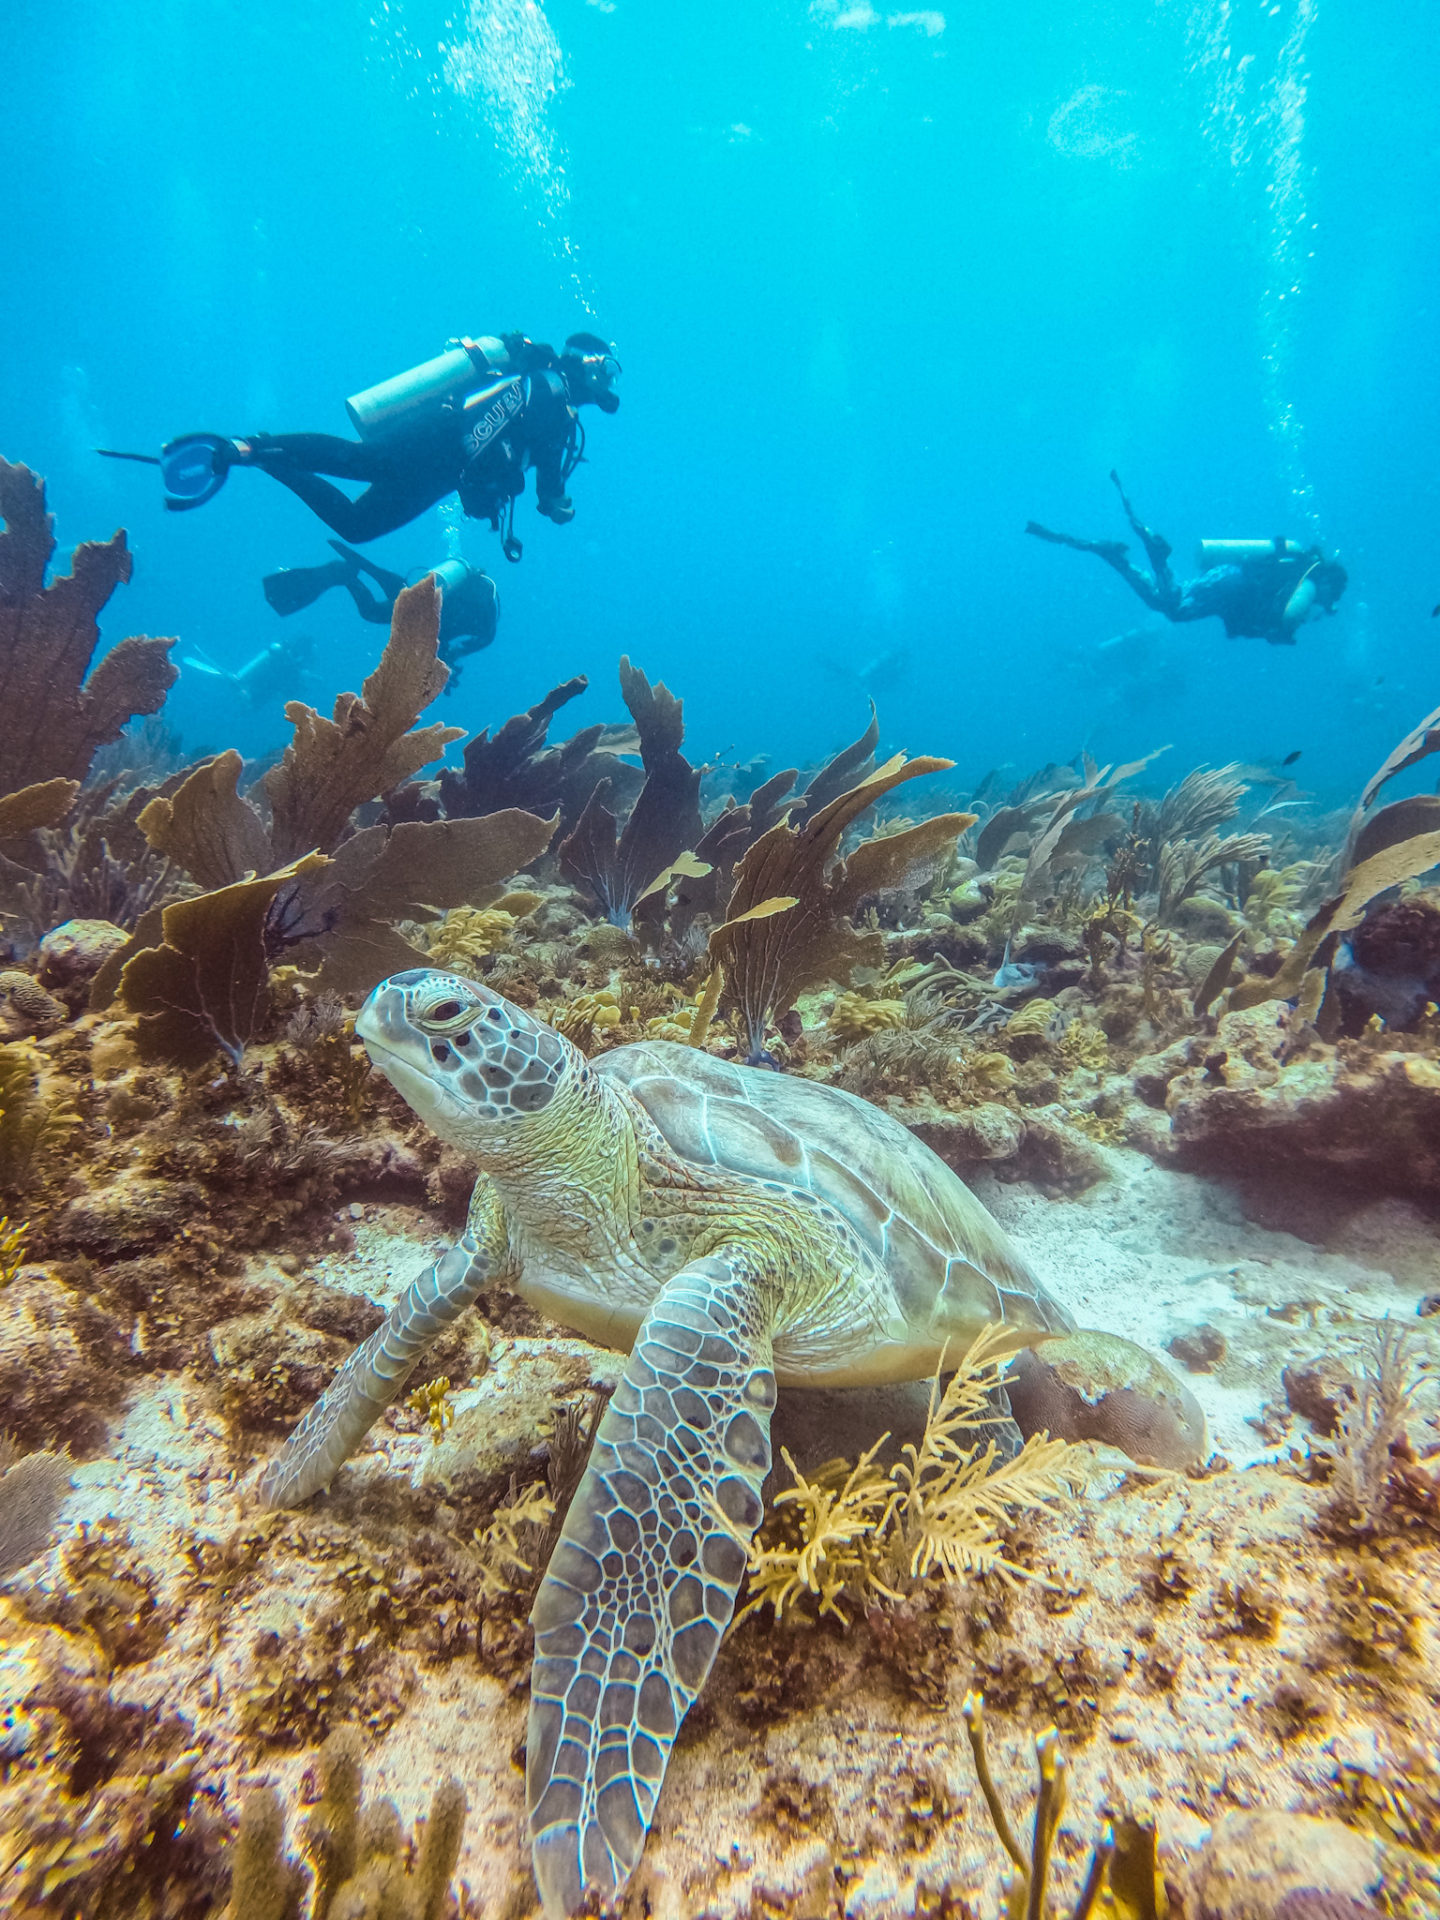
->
[357, 969, 573, 1152]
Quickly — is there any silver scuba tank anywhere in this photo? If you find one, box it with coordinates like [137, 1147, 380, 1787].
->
[1196, 538, 1307, 570]
[430, 558, 472, 595]
[346, 339, 494, 439]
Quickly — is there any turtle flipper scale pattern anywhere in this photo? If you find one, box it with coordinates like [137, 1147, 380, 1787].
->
[527, 1250, 776, 1917]
[258, 1180, 510, 1509]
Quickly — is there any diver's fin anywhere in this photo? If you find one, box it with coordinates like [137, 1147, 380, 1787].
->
[328, 539, 407, 600]
[262, 560, 350, 617]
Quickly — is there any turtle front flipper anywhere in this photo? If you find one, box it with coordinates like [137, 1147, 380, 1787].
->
[257, 1181, 510, 1509]
[527, 1249, 777, 1917]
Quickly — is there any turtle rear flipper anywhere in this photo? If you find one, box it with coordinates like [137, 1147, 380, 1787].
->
[527, 1250, 777, 1917]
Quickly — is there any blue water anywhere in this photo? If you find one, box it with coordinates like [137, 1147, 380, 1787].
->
[3, 0, 1437, 800]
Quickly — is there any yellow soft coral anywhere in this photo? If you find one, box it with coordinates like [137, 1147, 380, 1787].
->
[735, 1326, 1086, 1625]
[0, 1214, 27, 1288]
[827, 991, 908, 1044]
[1006, 997, 1059, 1041]
[549, 990, 624, 1053]
[424, 905, 517, 969]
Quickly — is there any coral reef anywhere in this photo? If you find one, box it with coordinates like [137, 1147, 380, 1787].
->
[0, 454, 1436, 1920]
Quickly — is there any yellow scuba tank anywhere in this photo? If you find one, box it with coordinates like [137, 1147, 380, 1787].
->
[1196, 537, 1308, 570]
[346, 338, 498, 439]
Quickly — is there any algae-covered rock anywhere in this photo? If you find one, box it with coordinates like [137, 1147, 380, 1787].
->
[1172, 894, 1243, 942]
[53, 1177, 205, 1256]
[902, 1098, 1024, 1166]
[0, 970, 65, 1039]
[1189, 1811, 1439, 1920]
[37, 919, 130, 1000]
[0, 1267, 133, 1452]
[1006, 1327, 1208, 1468]
[1156, 1006, 1440, 1200]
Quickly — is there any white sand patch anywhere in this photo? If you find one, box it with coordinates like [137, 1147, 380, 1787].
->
[971, 1146, 1439, 1466]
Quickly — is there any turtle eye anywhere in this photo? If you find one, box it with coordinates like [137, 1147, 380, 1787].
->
[419, 996, 472, 1032]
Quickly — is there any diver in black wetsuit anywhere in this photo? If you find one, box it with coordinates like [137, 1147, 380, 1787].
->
[263, 542, 500, 686]
[1026, 471, 1347, 645]
[151, 331, 620, 561]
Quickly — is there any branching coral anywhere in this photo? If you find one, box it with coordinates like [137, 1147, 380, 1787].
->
[737, 1326, 1086, 1624]
[224, 1726, 466, 1920]
[1244, 863, 1312, 935]
[1156, 830, 1271, 920]
[1320, 1323, 1438, 1538]
[474, 1393, 602, 1604]
[0, 776, 182, 941]
[474, 1479, 556, 1599]
[1004, 750, 1165, 931]
[961, 1692, 1163, 1920]
[1155, 763, 1250, 844]
[0, 457, 178, 793]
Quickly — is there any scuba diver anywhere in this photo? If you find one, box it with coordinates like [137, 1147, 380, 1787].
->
[263, 542, 500, 687]
[102, 331, 620, 563]
[1026, 471, 1347, 645]
[180, 630, 317, 710]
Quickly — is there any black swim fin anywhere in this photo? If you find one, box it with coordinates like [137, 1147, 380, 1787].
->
[327, 539, 407, 600]
[262, 559, 351, 617]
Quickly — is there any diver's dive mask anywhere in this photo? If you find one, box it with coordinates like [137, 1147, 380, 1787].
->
[564, 331, 621, 412]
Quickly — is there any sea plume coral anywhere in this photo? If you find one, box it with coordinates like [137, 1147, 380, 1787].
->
[710, 750, 973, 1063]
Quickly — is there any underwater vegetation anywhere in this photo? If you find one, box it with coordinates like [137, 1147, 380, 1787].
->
[0, 458, 1436, 1916]
[737, 1327, 1087, 1625]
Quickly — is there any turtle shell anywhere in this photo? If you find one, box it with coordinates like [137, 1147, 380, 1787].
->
[593, 1040, 1073, 1359]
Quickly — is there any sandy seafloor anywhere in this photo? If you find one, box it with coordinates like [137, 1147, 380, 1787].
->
[13, 1145, 1440, 1918]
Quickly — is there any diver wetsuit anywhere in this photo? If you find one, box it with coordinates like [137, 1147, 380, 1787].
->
[1027, 472, 1347, 644]
[184, 331, 618, 551]
[236, 418, 463, 544]
[235, 384, 574, 543]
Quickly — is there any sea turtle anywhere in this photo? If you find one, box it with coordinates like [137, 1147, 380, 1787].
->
[258, 970, 1205, 1915]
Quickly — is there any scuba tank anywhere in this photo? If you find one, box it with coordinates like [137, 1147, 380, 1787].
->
[1196, 537, 1308, 571]
[430, 558, 473, 597]
[346, 338, 499, 440]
